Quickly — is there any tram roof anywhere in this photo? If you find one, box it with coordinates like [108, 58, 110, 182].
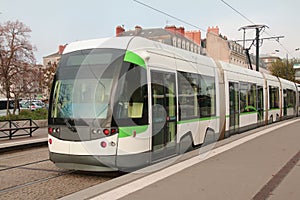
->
[63, 37, 133, 54]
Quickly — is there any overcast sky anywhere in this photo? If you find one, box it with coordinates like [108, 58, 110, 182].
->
[1, 0, 300, 64]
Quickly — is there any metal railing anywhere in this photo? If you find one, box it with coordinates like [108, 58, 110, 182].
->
[0, 119, 39, 139]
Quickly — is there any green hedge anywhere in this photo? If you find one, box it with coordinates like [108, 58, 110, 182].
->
[0, 108, 48, 120]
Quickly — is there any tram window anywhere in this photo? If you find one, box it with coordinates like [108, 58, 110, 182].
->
[239, 83, 247, 113]
[113, 63, 148, 126]
[178, 72, 216, 119]
[269, 86, 279, 109]
[178, 71, 200, 120]
[199, 75, 216, 117]
[287, 89, 295, 108]
[239, 83, 257, 113]
[248, 84, 257, 111]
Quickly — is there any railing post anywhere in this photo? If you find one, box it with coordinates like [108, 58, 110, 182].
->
[30, 119, 33, 137]
[9, 120, 12, 139]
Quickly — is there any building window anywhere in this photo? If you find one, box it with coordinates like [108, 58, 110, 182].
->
[186, 42, 190, 51]
[177, 38, 181, 48]
[173, 37, 177, 47]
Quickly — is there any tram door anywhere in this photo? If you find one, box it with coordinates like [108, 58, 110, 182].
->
[151, 71, 177, 161]
[257, 86, 264, 126]
[229, 82, 239, 135]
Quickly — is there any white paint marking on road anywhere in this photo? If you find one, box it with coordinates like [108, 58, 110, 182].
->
[92, 119, 300, 200]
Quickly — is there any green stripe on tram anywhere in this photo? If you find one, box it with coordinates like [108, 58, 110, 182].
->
[124, 50, 146, 69]
[119, 125, 149, 138]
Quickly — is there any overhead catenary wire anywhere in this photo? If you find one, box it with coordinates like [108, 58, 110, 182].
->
[133, 0, 207, 33]
[220, 0, 293, 57]
[220, 0, 256, 25]
[133, 0, 295, 58]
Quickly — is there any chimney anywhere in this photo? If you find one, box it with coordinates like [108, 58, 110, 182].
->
[185, 30, 201, 46]
[58, 45, 66, 55]
[165, 25, 177, 34]
[116, 25, 125, 36]
[165, 25, 185, 36]
[178, 27, 185, 35]
[135, 25, 142, 34]
[207, 26, 219, 35]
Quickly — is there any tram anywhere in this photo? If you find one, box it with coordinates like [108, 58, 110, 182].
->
[48, 36, 299, 171]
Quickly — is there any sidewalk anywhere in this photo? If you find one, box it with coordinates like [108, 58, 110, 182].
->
[0, 127, 48, 152]
[60, 118, 300, 200]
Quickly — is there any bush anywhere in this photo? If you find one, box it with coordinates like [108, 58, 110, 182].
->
[0, 108, 48, 120]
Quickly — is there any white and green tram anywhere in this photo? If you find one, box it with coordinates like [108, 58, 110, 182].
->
[48, 36, 299, 171]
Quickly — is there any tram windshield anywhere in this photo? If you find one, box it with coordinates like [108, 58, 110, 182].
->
[50, 49, 124, 120]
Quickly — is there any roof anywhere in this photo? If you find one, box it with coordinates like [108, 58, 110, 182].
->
[260, 54, 281, 60]
[119, 28, 200, 50]
[63, 37, 132, 54]
[43, 52, 60, 58]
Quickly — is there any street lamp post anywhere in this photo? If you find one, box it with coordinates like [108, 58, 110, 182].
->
[294, 48, 300, 81]
[286, 53, 289, 79]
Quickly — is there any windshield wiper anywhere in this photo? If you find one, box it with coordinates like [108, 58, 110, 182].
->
[57, 103, 77, 132]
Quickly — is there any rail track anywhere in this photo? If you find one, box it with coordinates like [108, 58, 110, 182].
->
[0, 146, 119, 200]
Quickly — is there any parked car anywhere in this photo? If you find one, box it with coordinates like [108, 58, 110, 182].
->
[20, 100, 45, 111]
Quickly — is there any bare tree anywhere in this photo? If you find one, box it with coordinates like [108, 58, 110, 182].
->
[0, 20, 35, 116]
[42, 62, 57, 98]
[10, 63, 39, 114]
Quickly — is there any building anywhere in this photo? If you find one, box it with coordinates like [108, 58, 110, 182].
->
[43, 45, 66, 67]
[200, 26, 269, 74]
[118, 25, 269, 72]
[116, 25, 203, 55]
[260, 55, 281, 70]
[117, 25, 249, 69]
[42, 45, 67, 99]
[204, 26, 247, 68]
[294, 63, 300, 82]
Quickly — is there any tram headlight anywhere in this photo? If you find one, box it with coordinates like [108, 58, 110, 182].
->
[92, 129, 97, 134]
[48, 127, 60, 134]
[91, 128, 118, 137]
